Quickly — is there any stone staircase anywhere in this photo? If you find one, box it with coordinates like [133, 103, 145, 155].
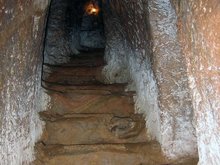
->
[34, 52, 197, 165]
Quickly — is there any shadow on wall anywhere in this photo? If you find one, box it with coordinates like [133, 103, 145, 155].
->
[43, 0, 106, 65]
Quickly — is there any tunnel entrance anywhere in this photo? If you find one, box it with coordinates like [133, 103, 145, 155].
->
[43, 0, 105, 65]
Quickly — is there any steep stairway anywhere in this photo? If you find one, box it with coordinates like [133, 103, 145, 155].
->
[34, 52, 197, 165]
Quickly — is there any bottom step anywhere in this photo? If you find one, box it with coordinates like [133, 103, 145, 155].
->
[34, 142, 167, 165]
[34, 143, 197, 165]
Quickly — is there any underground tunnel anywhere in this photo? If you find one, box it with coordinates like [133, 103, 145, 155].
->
[0, 0, 220, 165]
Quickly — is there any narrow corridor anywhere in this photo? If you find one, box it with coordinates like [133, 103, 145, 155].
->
[34, 0, 198, 164]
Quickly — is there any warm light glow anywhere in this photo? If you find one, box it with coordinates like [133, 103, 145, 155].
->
[85, 2, 100, 16]
[91, 8, 97, 13]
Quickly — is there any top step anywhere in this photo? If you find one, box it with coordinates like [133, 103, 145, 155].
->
[44, 52, 105, 67]
[42, 80, 134, 96]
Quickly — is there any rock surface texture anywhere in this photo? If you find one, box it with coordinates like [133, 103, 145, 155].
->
[172, 1, 220, 164]
[34, 51, 197, 165]
[0, 0, 51, 164]
[101, 0, 197, 159]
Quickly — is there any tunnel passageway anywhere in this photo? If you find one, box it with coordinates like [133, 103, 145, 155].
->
[37, 1, 162, 164]
[34, 0, 198, 164]
[2, 0, 219, 164]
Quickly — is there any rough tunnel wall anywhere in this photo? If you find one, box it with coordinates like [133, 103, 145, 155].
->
[102, 8, 130, 83]
[44, 0, 73, 64]
[173, 1, 220, 164]
[102, 0, 161, 142]
[148, 0, 197, 158]
[0, 1, 50, 164]
[103, 0, 197, 159]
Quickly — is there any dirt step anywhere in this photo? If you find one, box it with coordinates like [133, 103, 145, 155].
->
[44, 58, 105, 67]
[42, 65, 104, 84]
[42, 81, 134, 95]
[40, 113, 148, 145]
[44, 56, 106, 67]
[43, 74, 101, 85]
[44, 52, 105, 67]
[34, 142, 170, 165]
[47, 92, 135, 115]
[68, 53, 106, 67]
[43, 65, 103, 76]
[71, 51, 104, 58]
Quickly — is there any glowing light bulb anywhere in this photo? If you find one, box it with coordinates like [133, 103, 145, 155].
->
[91, 8, 97, 13]
[85, 2, 100, 15]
